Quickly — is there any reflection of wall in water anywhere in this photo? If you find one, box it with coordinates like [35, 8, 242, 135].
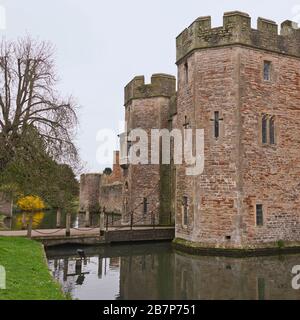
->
[120, 253, 175, 300]
[174, 252, 300, 300]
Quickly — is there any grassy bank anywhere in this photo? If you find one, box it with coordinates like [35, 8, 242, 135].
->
[0, 237, 65, 300]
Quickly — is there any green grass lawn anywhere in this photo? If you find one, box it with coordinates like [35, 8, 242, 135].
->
[0, 237, 66, 300]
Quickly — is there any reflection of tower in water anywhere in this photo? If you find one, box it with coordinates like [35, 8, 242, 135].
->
[119, 252, 175, 300]
[173, 253, 300, 300]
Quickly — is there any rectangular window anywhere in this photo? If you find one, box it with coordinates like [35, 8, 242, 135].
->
[264, 61, 271, 81]
[183, 196, 188, 226]
[256, 204, 264, 226]
[143, 198, 148, 215]
[269, 117, 275, 145]
[262, 115, 268, 144]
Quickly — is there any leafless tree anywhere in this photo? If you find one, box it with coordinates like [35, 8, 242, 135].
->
[0, 37, 79, 171]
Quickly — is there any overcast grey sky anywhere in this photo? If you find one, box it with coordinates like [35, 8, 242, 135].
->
[1, 0, 300, 172]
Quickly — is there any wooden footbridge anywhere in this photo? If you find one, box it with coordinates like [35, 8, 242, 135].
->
[0, 211, 175, 246]
[0, 225, 175, 246]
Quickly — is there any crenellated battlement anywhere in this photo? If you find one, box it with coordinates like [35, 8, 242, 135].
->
[124, 73, 176, 106]
[176, 11, 300, 63]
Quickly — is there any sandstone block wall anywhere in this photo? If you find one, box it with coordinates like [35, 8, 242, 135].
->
[99, 183, 123, 214]
[79, 174, 101, 212]
[79, 151, 123, 215]
[98, 151, 123, 214]
[122, 74, 176, 225]
[239, 47, 300, 245]
[175, 46, 241, 246]
[175, 12, 300, 248]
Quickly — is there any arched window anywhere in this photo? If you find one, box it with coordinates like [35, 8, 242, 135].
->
[261, 114, 276, 145]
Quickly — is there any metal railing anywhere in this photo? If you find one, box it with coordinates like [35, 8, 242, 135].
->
[24, 180, 174, 238]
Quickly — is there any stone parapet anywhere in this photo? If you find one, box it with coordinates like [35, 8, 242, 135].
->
[124, 73, 176, 106]
[176, 11, 300, 62]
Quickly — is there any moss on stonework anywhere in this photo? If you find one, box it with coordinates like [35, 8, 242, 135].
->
[173, 238, 300, 258]
[277, 240, 285, 249]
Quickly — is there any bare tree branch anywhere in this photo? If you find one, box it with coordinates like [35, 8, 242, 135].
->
[0, 37, 79, 171]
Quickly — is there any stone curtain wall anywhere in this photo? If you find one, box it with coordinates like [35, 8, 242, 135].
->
[79, 174, 123, 215]
[99, 183, 123, 214]
[0, 192, 12, 217]
[79, 152, 123, 215]
[99, 151, 123, 215]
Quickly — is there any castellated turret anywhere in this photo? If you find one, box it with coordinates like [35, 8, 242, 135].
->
[125, 74, 176, 105]
[122, 74, 176, 225]
[174, 11, 300, 250]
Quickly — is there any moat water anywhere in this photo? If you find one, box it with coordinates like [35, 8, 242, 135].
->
[3, 211, 118, 230]
[45, 242, 300, 300]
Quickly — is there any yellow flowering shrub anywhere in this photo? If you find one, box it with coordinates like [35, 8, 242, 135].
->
[17, 195, 45, 212]
[15, 212, 45, 229]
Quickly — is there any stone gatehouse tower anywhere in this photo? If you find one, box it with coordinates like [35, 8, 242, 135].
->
[121, 74, 176, 225]
[175, 11, 300, 249]
[79, 11, 300, 250]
